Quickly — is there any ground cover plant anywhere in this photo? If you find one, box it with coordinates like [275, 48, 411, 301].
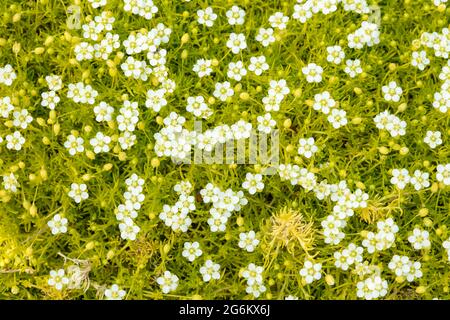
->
[1, 0, 450, 300]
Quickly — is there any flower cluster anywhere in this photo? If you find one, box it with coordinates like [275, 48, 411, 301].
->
[200, 183, 247, 232]
[362, 218, 399, 253]
[242, 263, 266, 298]
[374, 110, 407, 137]
[159, 180, 194, 232]
[116, 174, 145, 240]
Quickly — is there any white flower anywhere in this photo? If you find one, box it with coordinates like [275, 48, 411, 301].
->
[255, 28, 275, 47]
[88, 0, 107, 9]
[390, 168, 410, 190]
[182, 241, 202, 262]
[226, 33, 247, 54]
[48, 269, 69, 291]
[257, 113, 276, 133]
[0, 96, 14, 118]
[408, 228, 431, 250]
[299, 260, 322, 284]
[199, 260, 221, 282]
[238, 231, 260, 252]
[193, 59, 213, 78]
[156, 271, 179, 294]
[423, 130, 443, 149]
[292, 3, 313, 23]
[213, 81, 234, 101]
[5, 131, 26, 151]
[242, 173, 264, 195]
[242, 263, 264, 285]
[104, 284, 126, 300]
[382, 81, 403, 102]
[64, 135, 84, 156]
[227, 61, 247, 81]
[226, 6, 245, 25]
[89, 132, 111, 153]
[436, 163, 450, 185]
[2, 173, 19, 193]
[115, 202, 138, 221]
[186, 96, 211, 118]
[68, 183, 89, 203]
[433, 90, 450, 113]
[45, 74, 63, 91]
[93, 102, 114, 122]
[145, 89, 167, 112]
[47, 214, 68, 235]
[411, 50, 430, 71]
[298, 137, 318, 159]
[410, 170, 430, 191]
[246, 282, 266, 298]
[41, 91, 60, 110]
[313, 91, 336, 114]
[119, 217, 140, 241]
[344, 59, 363, 78]
[74, 42, 94, 61]
[248, 55, 269, 76]
[356, 275, 388, 300]
[269, 79, 290, 97]
[269, 12, 289, 30]
[302, 63, 323, 83]
[12, 109, 33, 129]
[326, 45, 345, 64]
[327, 109, 348, 129]
[231, 120, 252, 140]
[197, 7, 217, 27]
[0, 64, 17, 86]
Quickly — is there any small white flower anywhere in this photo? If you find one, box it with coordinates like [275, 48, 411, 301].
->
[255, 28, 275, 47]
[390, 168, 410, 190]
[298, 137, 318, 159]
[238, 231, 260, 252]
[48, 269, 69, 291]
[199, 259, 221, 282]
[327, 109, 348, 129]
[156, 271, 179, 294]
[182, 241, 203, 262]
[64, 135, 84, 156]
[193, 59, 213, 78]
[302, 63, 323, 83]
[248, 55, 269, 76]
[197, 7, 217, 27]
[411, 50, 430, 71]
[423, 130, 442, 149]
[382, 81, 403, 102]
[410, 170, 430, 191]
[408, 228, 431, 250]
[47, 214, 68, 235]
[299, 260, 322, 284]
[344, 59, 363, 78]
[242, 173, 264, 195]
[227, 61, 247, 81]
[227, 33, 247, 54]
[104, 284, 126, 300]
[326, 45, 345, 64]
[119, 217, 140, 241]
[257, 113, 276, 134]
[269, 12, 289, 30]
[213, 81, 234, 101]
[68, 183, 89, 203]
[226, 6, 245, 25]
